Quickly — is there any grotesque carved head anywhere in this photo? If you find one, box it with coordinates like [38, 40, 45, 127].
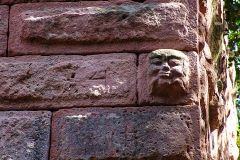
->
[147, 49, 190, 97]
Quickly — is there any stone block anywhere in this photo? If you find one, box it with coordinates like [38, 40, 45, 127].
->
[50, 106, 202, 160]
[0, 111, 51, 160]
[138, 49, 199, 105]
[9, 1, 198, 56]
[0, 53, 136, 110]
[0, 5, 9, 57]
[1, 0, 75, 5]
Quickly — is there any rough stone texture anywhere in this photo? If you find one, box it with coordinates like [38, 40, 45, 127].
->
[0, 5, 8, 57]
[0, 111, 51, 160]
[0, 53, 136, 110]
[0, 0, 77, 5]
[203, 41, 239, 160]
[138, 50, 199, 106]
[198, 0, 239, 158]
[51, 106, 202, 160]
[0, 0, 237, 158]
[210, 64, 239, 160]
[8, 1, 198, 56]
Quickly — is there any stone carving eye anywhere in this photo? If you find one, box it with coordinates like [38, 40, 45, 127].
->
[150, 59, 162, 65]
[168, 59, 181, 66]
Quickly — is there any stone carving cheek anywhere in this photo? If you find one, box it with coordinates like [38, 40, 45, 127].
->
[149, 66, 160, 75]
[171, 66, 184, 77]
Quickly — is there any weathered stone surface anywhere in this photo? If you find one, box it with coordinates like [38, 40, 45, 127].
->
[9, 1, 197, 56]
[0, 0, 76, 5]
[0, 5, 8, 57]
[138, 49, 199, 105]
[0, 53, 136, 110]
[51, 106, 202, 160]
[0, 111, 51, 160]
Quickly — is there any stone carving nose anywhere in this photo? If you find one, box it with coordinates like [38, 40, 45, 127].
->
[161, 62, 170, 71]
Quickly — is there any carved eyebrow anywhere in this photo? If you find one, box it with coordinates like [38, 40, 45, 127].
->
[149, 55, 182, 60]
[168, 55, 182, 60]
[149, 55, 165, 60]
[149, 58, 162, 64]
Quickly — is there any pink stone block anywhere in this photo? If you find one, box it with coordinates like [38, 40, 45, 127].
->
[0, 5, 9, 56]
[9, 1, 197, 56]
[0, 53, 136, 110]
[0, 111, 51, 160]
[51, 106, 202, 159]
[138, 49, 199, 105]
[1, 0, 76, 5]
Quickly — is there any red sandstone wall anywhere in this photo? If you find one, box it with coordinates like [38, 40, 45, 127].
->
[0, 0, 238, 159]
[198, 0, 239, 158]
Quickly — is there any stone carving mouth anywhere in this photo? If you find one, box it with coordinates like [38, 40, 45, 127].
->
[158, 72, 172, 77]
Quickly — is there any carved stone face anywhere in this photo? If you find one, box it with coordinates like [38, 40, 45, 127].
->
[147, 49, 190, 97]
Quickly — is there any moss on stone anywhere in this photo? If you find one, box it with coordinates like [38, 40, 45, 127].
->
[208, 15, 224, 63]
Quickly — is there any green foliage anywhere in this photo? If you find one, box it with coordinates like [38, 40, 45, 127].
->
[225, 0, 240, 78]
[225, 0, 240, 97]
[225, 0, 240, 152]
[237, 125, 240, 150]
[225, 0, 240, 52]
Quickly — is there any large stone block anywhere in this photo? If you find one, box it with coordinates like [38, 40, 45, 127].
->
[0, 5, 8, 57]
[0, 111, 51, 160]
[0, 53, 136, 110]
[1, 0, 75, 5]
[9, 0, 198, 56]
[138, 49, 199, 105]
[51, 106, 202, 160]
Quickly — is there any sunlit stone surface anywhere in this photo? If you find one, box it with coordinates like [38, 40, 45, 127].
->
[0, 54, 136, 110]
